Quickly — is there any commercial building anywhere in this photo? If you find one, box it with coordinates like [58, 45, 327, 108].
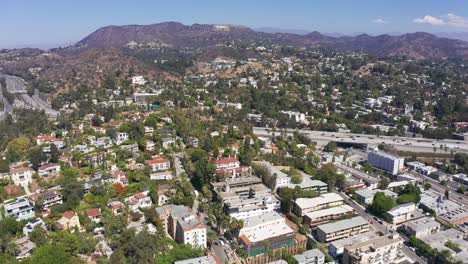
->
[303, 205, 354, 227]
[239, 212, 295, 257]
[156, 205, 207, 248]
[342, 234, 405, 264]
[367, 151, 404, 175]
[385, 203, 416, 225]
[294, 193, 344, 216]
[401, 217, 440, 238]
[315, 216, 370, 243]
[293, 249, 325, 264]
[420, 190, 468, 225]
[4, 198, 35, 221]
[419, 229, 468, 263]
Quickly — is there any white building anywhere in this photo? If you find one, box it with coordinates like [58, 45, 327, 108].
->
[294, 193, 344, 216]
[125, 191, 153, 211]
[4, 198, 35, 221]
[10, 167, 34, 187]
[145, 157, 171, 172]
[401, 217, 440, 238]
[23, 218, 46, 236]
[293, 249, 325, 264]
[114, 132, 129, 144]
[156, 205, 207, 248]
[343, 234, 405, 264]
[368, 151, 404, 175]
[131, 76, 147, 85]
[386, 203, 416, 224]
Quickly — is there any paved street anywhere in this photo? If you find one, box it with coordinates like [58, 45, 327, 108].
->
[336, 191, 427, 264]
[407, 171, 468, 206]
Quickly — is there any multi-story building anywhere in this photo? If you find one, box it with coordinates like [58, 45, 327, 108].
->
[293, 249, 325, 264]
[4, 198, 35, 221]
[386, 203, 416, 225]
[368, 151, 404, 175]
[354, 189, 398, 205]
[125, 191, 153, 211]
[294, 193, 344, 216]
[239, 211, 296, 257]
[315, 216, 370, 243]
[156, 205, 207, 248]
[212, 176, 280, 220]
[329, 232, 381, 258]
[10, 167, 34, 187]
[57, 211, 81, 231]
[401, 217, 440, 238]
[342, 234, 405, 264]
[303, 205, 354, 227]
[29, 190, 63, 211]
[145, 157, 171, 172]
[23, 218, 46, 235]
[37, 163, 61, 176]
[213, 157, 251, 178]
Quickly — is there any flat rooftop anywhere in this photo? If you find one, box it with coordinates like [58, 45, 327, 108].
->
[295, 193, 343, 209]
[402, 217, 440, 232]
[304, 205, 354, 220]
[241, 222, 294, 243]
[243, 211, 284, 228]
[317, 216, 368, 234]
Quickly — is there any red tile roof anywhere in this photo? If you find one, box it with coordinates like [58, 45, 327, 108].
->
[63, 211, 76, 219]
[86, 208, 102, 218]
[145, 157, 170, 165]
[213, 157, 238, 165]
[10, 167, 34, 174]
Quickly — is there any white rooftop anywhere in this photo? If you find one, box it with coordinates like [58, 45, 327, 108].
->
[304, 205, 354, 219]
[295, 193, 343, 209]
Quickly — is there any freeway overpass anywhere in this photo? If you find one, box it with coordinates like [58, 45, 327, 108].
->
[253, 127, 468, 154]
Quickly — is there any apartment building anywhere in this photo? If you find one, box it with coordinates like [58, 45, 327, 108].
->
[4, 198, 35, 221]
[239, 211, 295, 257]
[368, 151, 404, 175]
[315, 216, 370, 243]
[213, 176, 279, 220]
[156, 205, 207, 248]
[343, 234, 405, 264]
[401, 217, 440, 238]
[294, 193, 344, 216]
[303, 205, 354, 227]
[386, 203, 416, 225]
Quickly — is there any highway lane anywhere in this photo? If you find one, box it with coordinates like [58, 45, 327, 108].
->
[407, 171, 468, 206]
[253, 127, 468, 154]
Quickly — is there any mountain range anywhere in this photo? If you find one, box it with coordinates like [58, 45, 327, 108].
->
[70, 22, 468, 60]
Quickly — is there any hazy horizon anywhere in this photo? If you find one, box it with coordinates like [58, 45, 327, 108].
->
[2, 0, 468, 49]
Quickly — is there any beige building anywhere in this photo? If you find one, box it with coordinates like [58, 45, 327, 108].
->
[343, 234, 406, 264]
[57, 211, 81, 231]
[315, 216, 369, 243]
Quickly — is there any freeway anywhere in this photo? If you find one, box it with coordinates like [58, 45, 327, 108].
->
[336, 191, 427, 264]
[253, 127, 468, 154]
[0, 74, 59, 119]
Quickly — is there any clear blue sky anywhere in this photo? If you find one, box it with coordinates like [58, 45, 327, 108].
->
[1, 0, 467, 48]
